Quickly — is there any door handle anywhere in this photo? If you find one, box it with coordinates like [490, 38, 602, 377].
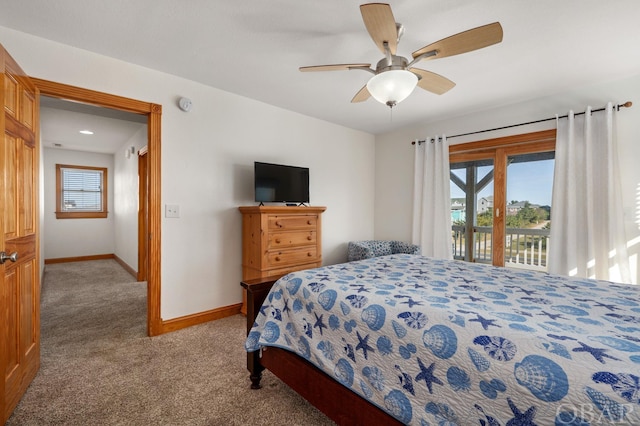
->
[0, 251, 18, 264]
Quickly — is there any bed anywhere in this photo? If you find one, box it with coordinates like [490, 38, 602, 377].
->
[243, 254, 640, 425]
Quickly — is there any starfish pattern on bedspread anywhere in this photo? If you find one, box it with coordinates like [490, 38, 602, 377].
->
[573, 341, 621, 363]
[415, 358, 443, 394]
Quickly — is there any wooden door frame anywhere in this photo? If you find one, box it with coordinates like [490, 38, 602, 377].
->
[137, 146, 149, 283]
[32, 78, 163, 336]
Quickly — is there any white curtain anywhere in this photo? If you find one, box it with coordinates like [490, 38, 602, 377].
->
[548, 102, 631, 283]
[412, 136, 453, 259]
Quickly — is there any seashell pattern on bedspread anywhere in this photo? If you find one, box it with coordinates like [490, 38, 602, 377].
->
[245, 254, 640, 425]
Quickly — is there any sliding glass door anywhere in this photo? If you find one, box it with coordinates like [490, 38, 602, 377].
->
[449, 130, 556, 269]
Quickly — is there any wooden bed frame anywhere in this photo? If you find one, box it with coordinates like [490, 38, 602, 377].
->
[242, 276, 403, 426]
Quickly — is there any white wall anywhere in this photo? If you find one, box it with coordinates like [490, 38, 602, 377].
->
[374, 73, 640, 284]
[0, 26, 376, 320]
[113, 127, 147, 270]
[42, 148, 115, 259]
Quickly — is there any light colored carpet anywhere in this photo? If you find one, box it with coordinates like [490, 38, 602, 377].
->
[7, 259, 335, 425]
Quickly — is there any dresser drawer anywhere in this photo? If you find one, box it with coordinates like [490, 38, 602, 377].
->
[267, 247, 318, 267]
[268, 215, 317, 230]
[262, 262, 321, 279]
[268, 231, 316, 248]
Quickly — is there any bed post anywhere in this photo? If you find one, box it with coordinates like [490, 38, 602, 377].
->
[241, 276, 280, 389]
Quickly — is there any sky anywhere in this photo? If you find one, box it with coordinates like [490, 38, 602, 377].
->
[451, 159, 555, 207]
[506, 159, 555, 206]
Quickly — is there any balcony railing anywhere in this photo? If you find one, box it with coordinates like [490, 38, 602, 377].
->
[452, 225, 550, 271]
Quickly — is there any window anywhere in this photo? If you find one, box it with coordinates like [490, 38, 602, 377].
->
[449, 130, 555, 270]
[55, 164, 108, 219]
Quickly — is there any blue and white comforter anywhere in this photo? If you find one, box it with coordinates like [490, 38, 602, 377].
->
[245, 254, 640, 425]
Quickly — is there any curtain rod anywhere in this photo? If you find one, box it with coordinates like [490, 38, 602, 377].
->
[411, 101, 633, 145]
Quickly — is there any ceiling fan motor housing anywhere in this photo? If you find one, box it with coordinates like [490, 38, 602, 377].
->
[375, 55, 410, 74]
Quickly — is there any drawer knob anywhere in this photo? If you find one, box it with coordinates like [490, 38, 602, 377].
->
[307, 252, 312, 257]
[275, 238, 281, 244]
[307, 236, 312, 241]
[276, 221, 282, 227]
[307, 220, 312, 225]
[275, 256, 281, 261]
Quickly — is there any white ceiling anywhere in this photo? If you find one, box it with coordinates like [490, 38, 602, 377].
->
[3, 1, 640, 136]
[39, 97, 146, 154]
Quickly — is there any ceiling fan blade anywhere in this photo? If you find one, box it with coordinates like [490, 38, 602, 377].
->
[351, 85, 371, 103]
[412, 22, 503, 61]
[299, 63, 371, 72]
[360, 3, 398, 54]
[410, 68, 456, 95]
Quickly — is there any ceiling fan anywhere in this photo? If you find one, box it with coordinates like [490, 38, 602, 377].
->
[300, 3, 503, 108]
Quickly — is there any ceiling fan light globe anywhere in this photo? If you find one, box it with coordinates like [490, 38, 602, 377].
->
[366, 70, 418, 106]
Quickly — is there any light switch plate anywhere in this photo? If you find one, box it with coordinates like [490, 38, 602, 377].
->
[165, 204, 180, 218]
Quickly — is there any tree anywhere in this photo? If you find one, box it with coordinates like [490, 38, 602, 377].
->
[535, 207, 549, 221]
[518, 203, 538, 224]
[452, 200, 549, 229]
[476, 211, 493, 226]
[506, 215, 523, 228]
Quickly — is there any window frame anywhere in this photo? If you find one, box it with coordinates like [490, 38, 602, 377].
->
[55, 164, 108, 219]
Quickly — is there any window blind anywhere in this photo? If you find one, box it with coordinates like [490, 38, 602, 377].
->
[61, 167, 103, 212]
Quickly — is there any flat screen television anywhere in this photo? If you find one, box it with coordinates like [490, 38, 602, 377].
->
[254, 161, 309, 205]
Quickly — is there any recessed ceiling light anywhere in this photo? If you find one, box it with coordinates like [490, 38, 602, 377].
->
[79, 130, 94, 135]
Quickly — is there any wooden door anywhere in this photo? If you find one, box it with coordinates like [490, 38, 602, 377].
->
[0, 44, 40, 423]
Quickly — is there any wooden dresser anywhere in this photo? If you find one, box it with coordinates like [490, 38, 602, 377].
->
[239, 205, 326, 314]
